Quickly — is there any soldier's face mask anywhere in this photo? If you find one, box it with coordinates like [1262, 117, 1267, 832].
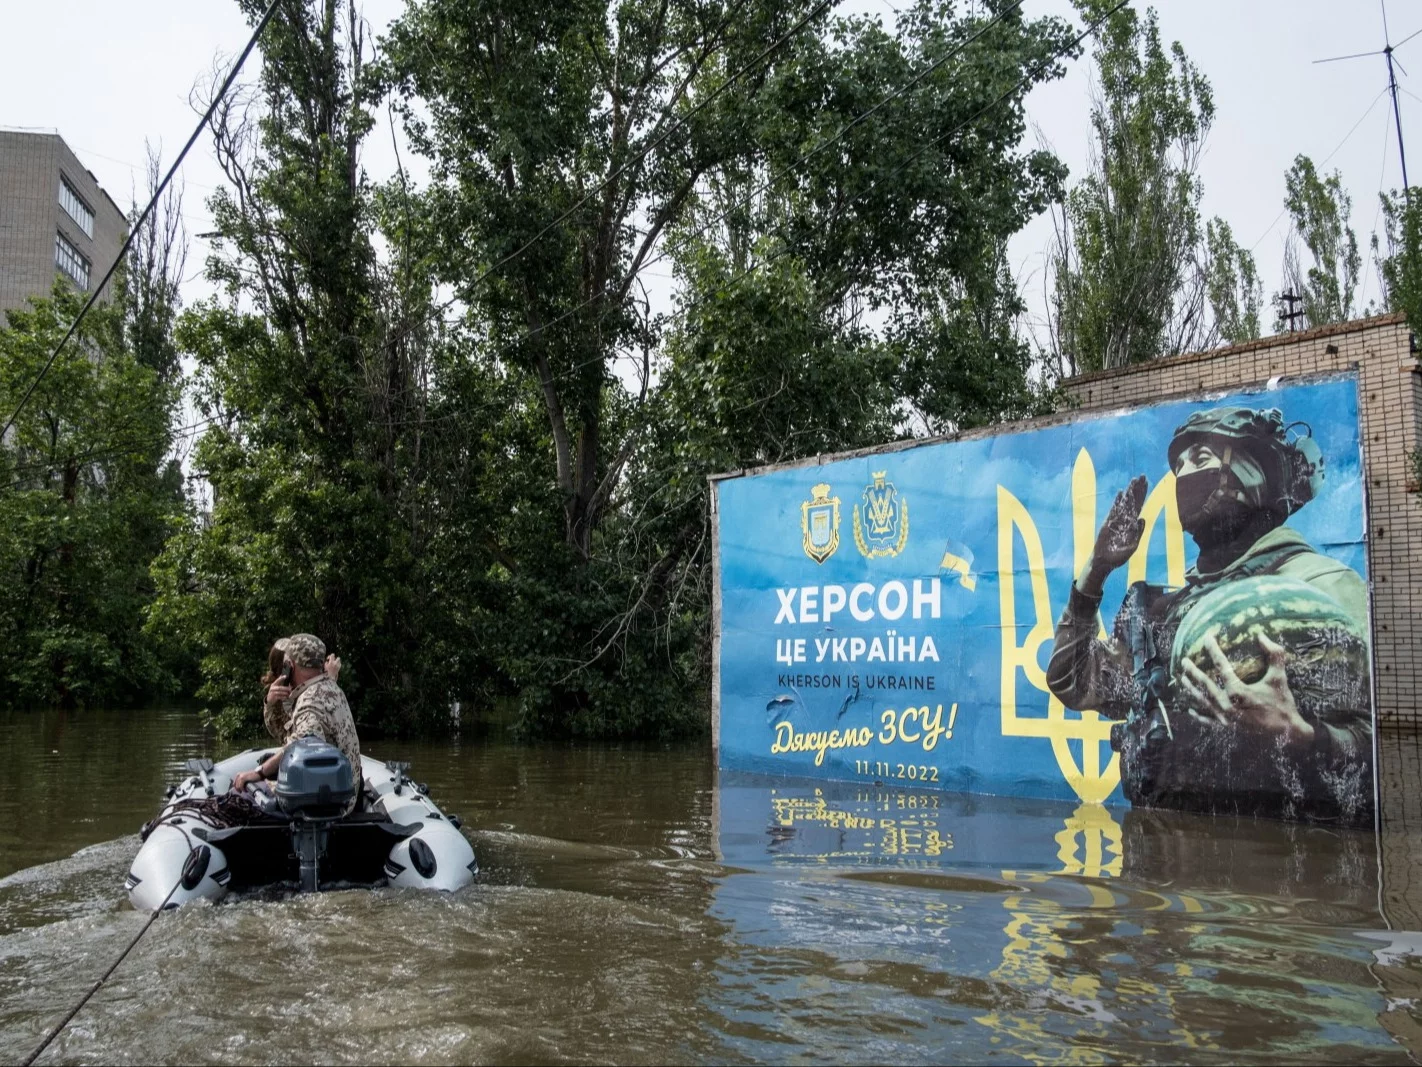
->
[1175, 466, 1249, 542]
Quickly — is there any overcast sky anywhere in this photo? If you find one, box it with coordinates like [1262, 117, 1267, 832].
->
[2, 0, 1418, 339]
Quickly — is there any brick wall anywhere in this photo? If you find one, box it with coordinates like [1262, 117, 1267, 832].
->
[0, 131, 60, 315]
[1062, 313, 1422, 727]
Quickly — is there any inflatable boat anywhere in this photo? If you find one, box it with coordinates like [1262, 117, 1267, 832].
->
[126, 738, 476, 910]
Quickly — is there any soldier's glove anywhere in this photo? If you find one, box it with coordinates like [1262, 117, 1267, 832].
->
[1091, 474, 1148, 572]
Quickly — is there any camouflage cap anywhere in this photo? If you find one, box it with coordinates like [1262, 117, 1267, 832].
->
[283, 633, 326, 669]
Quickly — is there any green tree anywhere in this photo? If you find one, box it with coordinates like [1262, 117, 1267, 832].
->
[1048, 0, 1215, 373]
[149, 0, 506, 735]
[125, 146, 188, 383]
[0, 284, 183, 707]
[1375, 189, 1422, 325]
[375, 0, 1075, 734]
[1204, 218, 1263, 344]
[1280, 154, 1360, 329]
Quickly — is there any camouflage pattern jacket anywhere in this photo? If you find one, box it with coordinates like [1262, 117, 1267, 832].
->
[284, 674, 361, 775]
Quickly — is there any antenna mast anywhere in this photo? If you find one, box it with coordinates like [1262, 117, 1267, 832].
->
[1314, 2, 1418, 198]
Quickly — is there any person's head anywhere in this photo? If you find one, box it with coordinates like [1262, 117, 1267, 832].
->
[1166, 406, 1323, 546]
[262, 638, 290, 686]
[283, 633, 327, 685]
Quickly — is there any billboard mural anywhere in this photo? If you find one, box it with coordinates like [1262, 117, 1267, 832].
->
[712, 374, 1375, 823]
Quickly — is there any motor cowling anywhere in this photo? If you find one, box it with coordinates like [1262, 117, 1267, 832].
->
[276, 736, 356, 819]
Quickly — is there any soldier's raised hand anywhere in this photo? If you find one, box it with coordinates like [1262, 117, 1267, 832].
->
[1080, 475, 1147, 596]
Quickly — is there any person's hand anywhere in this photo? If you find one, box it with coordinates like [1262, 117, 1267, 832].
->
[266, 682, 292, 707]
[1178, 633, 1315, 745]
[231, 769, 263, 792]
[1080, 475, 1147, 595]
[325, 654, 341, 682]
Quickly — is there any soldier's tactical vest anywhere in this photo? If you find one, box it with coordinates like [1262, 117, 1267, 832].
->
[1115, 540, 1314, 812]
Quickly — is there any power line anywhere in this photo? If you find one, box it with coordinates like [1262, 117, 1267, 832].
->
[0, 0, 283, 449]
[1, 417, 219, 489]
[1248, 87, 1392, 253]
[25, 3, 1118, 501]
[160, 0, 1032, 428]
[424, 0, 840, 325]
[71, 144, 222, 192]
[64, 0, 1107, 478]
[335, 0, 844, 382]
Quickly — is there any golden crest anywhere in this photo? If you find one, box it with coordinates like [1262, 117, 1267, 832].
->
[801, 483, 841, 564]
[853, 471, 909, 559]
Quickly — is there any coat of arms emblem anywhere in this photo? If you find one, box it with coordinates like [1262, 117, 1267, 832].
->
[800, 483, 841, 564]
[853, 470, 909, 558]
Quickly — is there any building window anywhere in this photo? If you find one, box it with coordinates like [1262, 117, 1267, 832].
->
[55, 232, 90, 289]
[58, 177, 94, 238]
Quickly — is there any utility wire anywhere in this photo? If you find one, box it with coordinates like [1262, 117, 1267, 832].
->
[0, 0, 283, 447]
[1249, 87, 1393, 253]
[396, 0, 842, 345]
[0, 418, 219, 490]
[309, 0, 871, 406]
[51, 0, 1099, 471]
[456, 0, 822, 291]
[275, 0, 844, 414]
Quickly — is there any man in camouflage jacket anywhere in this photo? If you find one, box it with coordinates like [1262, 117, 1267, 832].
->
[232, 633, 361, 792]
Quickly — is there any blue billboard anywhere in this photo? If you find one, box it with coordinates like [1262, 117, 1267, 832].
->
[712, 374, 1375, 823]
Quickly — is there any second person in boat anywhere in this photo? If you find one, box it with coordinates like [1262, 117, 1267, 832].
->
[232, 633, 361, 794]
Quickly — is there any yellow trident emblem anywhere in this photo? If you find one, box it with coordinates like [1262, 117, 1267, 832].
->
[997, 448, 1185, 804]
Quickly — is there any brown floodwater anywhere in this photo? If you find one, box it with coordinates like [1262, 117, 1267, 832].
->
[3, 706, 1422, 1065]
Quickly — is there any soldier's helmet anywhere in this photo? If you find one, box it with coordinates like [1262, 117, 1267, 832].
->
[1167, 406, 1325, 517]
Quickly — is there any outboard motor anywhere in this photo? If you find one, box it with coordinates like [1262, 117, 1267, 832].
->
[277, 736, 357, 891]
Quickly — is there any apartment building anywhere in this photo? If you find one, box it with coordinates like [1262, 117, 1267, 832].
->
[0, 127, 128, 319]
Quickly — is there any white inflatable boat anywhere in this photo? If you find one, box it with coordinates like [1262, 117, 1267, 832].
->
[126, 738, 476, 910]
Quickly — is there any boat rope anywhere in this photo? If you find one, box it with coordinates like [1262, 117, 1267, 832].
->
[19, 864, 188, 1067]
[24, 795, 268, 1064]
[141, 792, 269, 844]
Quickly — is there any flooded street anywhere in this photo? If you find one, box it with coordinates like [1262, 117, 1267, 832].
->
[3, 708, 1422, 1064]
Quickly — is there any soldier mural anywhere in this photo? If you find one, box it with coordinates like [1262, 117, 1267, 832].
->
[1046, 406, 1374, 822]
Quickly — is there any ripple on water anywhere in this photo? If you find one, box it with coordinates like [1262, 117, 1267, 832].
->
[3, 719, 1422, 1065]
